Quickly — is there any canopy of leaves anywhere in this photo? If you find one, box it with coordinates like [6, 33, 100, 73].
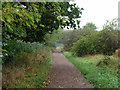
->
[2, 2, 83, 42]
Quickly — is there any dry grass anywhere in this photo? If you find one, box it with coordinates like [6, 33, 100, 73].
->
[80, 54, 118, 70]
[95, 55, 119, 70]
[35, 49, 49, 62]
[87, 54, 104, 61]
[2, 49, 51, 88]
[18, 52, 34, 66]
[108, 56, 119, 70]
[2, 66, 25, 87]
[115, 49, 120, 57]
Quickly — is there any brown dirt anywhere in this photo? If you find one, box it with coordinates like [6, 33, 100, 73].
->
[45, 50, 93, 88]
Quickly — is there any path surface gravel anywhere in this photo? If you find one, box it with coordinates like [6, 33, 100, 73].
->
[46, 51, 93, 88]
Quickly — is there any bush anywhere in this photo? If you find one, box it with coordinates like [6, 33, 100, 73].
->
[98, 29, 118, 55]
[72, 29, 119, 56]
[61, 27, 96, 51]
[2, 49, 52, 88]
[96, 56, 111, 66]
[2, 40, 52, 88]
[69, 19, 119, 56]
[2, 40, 51, 63]
[72, 33, 100, 56]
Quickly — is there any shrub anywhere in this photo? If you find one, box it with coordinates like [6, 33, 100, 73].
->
[72, 37, 89, 56]
[72, 33, 100, 56]
[98, 29, 118, 55]
[96, 56, 111, 66]
[61, 27, 96, 51]
[2, 44, 51, 88]
[70, 19, 119, 56]
[2, 40, 49, 63]
[72, 29, 119, 56]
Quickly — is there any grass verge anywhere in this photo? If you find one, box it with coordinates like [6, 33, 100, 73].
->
[63, 52, 119, 88]
[2, 50, 53, 88]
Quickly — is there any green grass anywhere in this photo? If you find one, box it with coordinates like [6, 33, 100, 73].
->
[2, 40, 53, 88]
[3, 50, 53, 88]
[63, 52, 119, 88]
[17, 61, 52, 88]
[16, 52, 53, 88]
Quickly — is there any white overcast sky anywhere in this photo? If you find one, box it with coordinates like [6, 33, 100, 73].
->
[71, 0, 120, 30]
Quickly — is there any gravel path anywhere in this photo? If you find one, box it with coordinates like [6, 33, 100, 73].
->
[46, 51, 93, 88]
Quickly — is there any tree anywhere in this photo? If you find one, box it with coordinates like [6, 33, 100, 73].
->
[61, 27, 97, 51]
[71, 18, 119, 56]
[99, 18, 120, 54]
[44, 28, 63, 47]
[83, 22, 97, 30]
[2, 2, 83, 43]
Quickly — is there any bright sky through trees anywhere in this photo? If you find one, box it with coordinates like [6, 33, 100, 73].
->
[72, 0, 119, 30]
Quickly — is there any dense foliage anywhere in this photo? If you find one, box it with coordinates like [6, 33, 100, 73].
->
[70, 19, 119, 56]
[2, 2, 83, 62]
[72, 30, 119, 56]
[2, 2, 83, 43]
[3, 40, 45, 62]
[60, 22, 96, 51]
[2, 42, 52, 88]
[2, 29, 63, 63]
[2, 1, 83, 87]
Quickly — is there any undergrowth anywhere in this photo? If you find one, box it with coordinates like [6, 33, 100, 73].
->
[2, 40, 53, 88]
[64, 52, 119, 88]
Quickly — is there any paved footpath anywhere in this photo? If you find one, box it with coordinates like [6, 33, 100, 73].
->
[46, 52, 93, 88]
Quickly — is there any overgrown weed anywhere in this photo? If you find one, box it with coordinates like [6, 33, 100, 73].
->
[2, 46, 52, 88]
[64, 52, 119, 88]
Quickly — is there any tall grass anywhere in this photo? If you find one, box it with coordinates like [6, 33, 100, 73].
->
[2, 40, 50, 62]
[64, 52, 119, 88]
[2, 40, 53, 88]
